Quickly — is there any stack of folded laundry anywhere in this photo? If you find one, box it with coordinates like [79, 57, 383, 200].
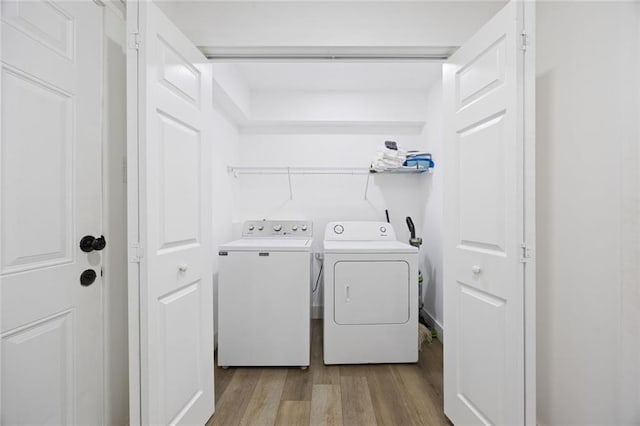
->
[370, 141, 407, 172]
[370, 141, 434, 172]
[404, 150, 435, 170]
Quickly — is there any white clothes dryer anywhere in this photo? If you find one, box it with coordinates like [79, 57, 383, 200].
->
[218, 220, 312, 367]
[323, 221, 418, 364]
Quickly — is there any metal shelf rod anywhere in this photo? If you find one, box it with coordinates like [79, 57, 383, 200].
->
[227, 166, 372, 176]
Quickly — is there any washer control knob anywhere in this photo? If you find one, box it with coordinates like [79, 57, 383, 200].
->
[292, 225, 298, 231]
[334, 224, 344, 234]
[248, 225, 255, 231]
[380, 226, 387, 233]
[301, 225, 308, 231]
[273, 224, 282, 232]
[258, 225, 264, 231]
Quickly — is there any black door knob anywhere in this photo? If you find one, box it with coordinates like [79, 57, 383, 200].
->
[80, 269, 97, 286]
[80, 235, 96, 252]
[79, 235, 107, 252]
[92, 235, 106, 251]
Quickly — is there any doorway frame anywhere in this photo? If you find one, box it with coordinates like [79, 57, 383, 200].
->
[125, 2, 537, 423]
[522, 2, 536, 425]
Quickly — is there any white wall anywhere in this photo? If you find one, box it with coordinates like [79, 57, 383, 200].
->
[419, 79, 444, 337]
[250, 90, 428, 123]
[536, 2, 640, 424]
[230, 82, 440, 314]
[234, 134, 433, 314]
[210, 56, 443, 322]
[212, 62, 251, 123]
[102, 4, 128, 425]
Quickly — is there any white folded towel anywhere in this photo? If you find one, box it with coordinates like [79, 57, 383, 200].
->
[371, 144, 408, 171]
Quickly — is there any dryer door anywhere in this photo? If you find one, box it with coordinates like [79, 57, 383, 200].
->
[333, 260, 410, 325]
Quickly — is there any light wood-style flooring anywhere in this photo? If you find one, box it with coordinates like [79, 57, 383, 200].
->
[207, 320, 451, 426]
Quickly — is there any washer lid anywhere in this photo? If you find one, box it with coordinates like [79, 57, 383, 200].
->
[219, 238, 313, 252]
[323, 240, 418, 254]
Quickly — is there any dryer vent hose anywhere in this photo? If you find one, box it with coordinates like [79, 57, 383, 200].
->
[313, 263, 324, 293]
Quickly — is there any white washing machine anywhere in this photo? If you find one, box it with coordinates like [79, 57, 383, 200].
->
[323, 221, 418, 364]
[218, 220, 313, 367]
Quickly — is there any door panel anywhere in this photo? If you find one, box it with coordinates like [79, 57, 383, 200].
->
[1, 67, 73, 273]
[2, 311, 74, 424]
[127, 2, 214, 424]
[444, 1, 531, 424]
[457, 37, 506, 109]
[459, 112, 507, 254]
[158, 38, 201, 107]
[156, 112, 201, 250]
[1, 0, 75, 59]
[158, 281, 204, 424]
[458, 284, 506, 424]
[333, 260, 409, 325]
[1, 1, 103, 423]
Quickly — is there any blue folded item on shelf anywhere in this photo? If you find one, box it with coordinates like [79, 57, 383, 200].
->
[403, 156, 435, 169]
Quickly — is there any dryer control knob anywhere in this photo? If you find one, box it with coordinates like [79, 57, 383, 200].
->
[248, 225, 255, 231]
[292, 225, 298, 231]
[273, 224, 282, 232]
[380, 226, 387, 233]
[258, 225, 264, 231]
[301, 225, 308, 231]
[334, 224, 344, 234]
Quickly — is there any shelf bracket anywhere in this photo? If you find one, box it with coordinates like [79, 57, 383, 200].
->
[364, 173, 371, 200]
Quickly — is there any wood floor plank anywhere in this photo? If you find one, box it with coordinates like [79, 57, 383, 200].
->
[366, 365, 413, 426]
[282, 367, 313, 401]
[392, 364, 449, 425]
[214, 361, 235, 404]
[311, 320, 340, 385]
[419, 340, 445, 405]
[339, 365, 369, 378]
[340, 376, 378, 426]
[313, 363, 341, 385]
[209, 321, 448, 426]
[310, 384, 343, 426]
[208, 368, 262, 426]
[275, 400, 311, 426]
[239, 368, 288, 426]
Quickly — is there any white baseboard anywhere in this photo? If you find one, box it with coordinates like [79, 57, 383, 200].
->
[420, 308, 444, 343]
[311, 306, 323, 319]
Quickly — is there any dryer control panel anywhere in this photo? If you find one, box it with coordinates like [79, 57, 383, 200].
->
[243, 220, 313, 238]
[324, 221, 397, 241]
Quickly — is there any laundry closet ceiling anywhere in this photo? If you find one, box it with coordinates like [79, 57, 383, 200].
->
[235, 62, 441, 91]
[157, 1, 507, 55]
[212, 61, 437, 134]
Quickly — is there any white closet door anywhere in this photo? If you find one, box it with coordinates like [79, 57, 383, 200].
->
[443, 1, 535, 424]
[126, 1, 214, 424]
[1, 1, 104, 424]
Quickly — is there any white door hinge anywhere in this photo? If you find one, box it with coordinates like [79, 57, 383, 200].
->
[130, 243, 144, 263]
[520, 243, 532, 263]
[521, 31, 528, 52]
[128, 32, 141, 50]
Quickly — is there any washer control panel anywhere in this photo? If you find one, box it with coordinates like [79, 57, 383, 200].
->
[243, 220, 313, 238]
[325, 221, 396, 241]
